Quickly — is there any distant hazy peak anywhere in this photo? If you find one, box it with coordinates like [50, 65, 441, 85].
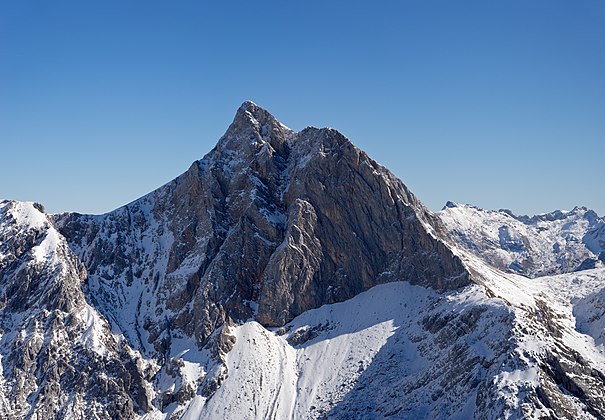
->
[441, 201, 602, 224]
[439, 200, 605, 277]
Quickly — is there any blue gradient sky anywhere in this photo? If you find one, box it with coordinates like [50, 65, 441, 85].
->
[1, 1, 604, 216]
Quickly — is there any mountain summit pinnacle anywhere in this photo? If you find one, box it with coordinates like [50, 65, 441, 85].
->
[239, 99, 258, 110]
[217, 101, 293, 156]
[231, 100, 288, 133]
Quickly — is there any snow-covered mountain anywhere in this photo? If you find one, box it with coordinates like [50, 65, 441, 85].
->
[0, 200, 152, 419]
[1, 102, 605, 419]
[438, 202, 605, 277]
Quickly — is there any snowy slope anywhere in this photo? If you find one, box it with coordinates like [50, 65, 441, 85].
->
[438, 202, 605, 277]
[192, 283, 438, 420]
[146, 261, 605, 419]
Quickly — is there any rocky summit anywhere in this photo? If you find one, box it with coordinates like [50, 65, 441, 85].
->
[1, 102, 605, 419]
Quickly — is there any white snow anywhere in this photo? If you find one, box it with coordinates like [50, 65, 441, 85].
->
[171, 280, 509, 419]
[188, 282, 420, 420]
[76, 306, 110, 357]
[496, 367, 540, 387]
[32, 228, 61, 265]
[438, 203, 604, 277]
[7, 201, 47, 230]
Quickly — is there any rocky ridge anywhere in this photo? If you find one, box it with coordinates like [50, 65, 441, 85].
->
[0, 200, 152, 419]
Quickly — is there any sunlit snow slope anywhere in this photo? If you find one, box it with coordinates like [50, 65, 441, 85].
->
[154, 263, 605, 419]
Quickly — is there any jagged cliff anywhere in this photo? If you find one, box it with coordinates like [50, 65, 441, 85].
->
[54, 100, 469, 347]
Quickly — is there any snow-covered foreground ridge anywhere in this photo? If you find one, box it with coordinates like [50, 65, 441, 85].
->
[160, 266, 605, 420]
[1, 102, 605, 419]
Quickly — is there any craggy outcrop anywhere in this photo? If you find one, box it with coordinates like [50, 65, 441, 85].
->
[55, 101, 470, 350]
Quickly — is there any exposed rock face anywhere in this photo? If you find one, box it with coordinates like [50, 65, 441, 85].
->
[54, 101, 470, 354]
[0, 201, 151, 419]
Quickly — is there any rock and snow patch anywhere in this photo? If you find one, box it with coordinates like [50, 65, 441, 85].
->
[76, 306, 111, 357]
[32, 227, 61, 265]
[4, 200, 48, 230]
[438, 203, 605, 277]
[180, 282, 423, 419]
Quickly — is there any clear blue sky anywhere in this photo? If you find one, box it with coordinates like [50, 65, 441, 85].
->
[1, 1, 604, 216]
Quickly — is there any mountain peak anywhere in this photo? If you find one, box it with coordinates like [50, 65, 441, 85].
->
[214, 101, 293, 157]
[230, 100, 289, 133]
[443, 201, 460, 209]
[239, 99, 258, 111]
[235, 100, 262, 126]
